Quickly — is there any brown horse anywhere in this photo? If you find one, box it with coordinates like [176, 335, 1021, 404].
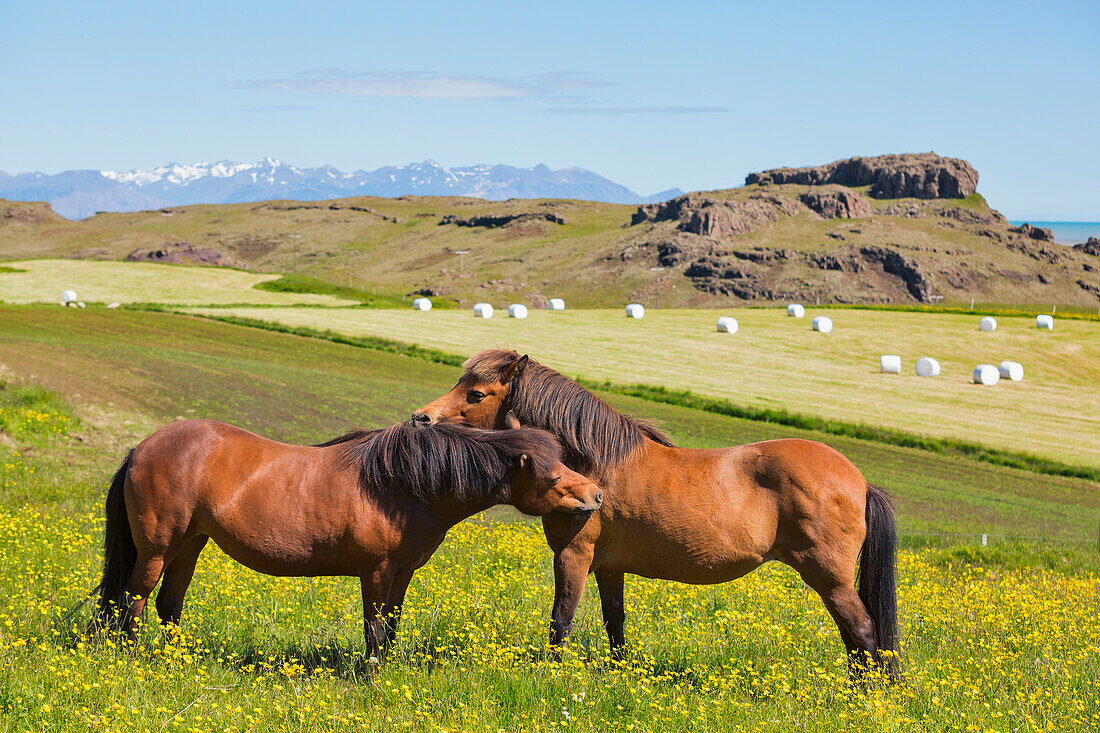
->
[413, 350, 899, 675]
[95, 418, 602, 656]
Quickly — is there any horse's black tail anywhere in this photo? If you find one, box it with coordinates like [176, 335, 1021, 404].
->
[94, 450, 137, 629]
[859, 483, 899, 676]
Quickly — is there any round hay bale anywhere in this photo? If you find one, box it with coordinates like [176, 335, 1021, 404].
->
[508, 303, 528, 319]
[972, 364, 1000, 385]
[625, 303, 645, 319]
[879, 355, 901, 374]
[716, 316, 739, 334]
[979, 316, 997, 332]
[812, 315, 833, 333]
[61, 289, 78, 304]
[412, 297, 432, 311]
[787, 303, 805, 318]
[76, 301, 86, 308]
[1036, 314, 1054, 330]
[998, 360, 1024, 382]
[548, 298, 565, 311]
[472, 303, 494, 319]
[915, 356, 940, 377]
[106, 302, 121, 309]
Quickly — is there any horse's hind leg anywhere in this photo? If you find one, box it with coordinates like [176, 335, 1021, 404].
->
[156, 535, 209, 626]
[120, 554, 167, 641]
[795, 561, 878, 673]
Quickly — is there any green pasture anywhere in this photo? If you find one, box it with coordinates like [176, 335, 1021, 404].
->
[0, 306, 1097, 731]
[0, 259, 356, 306]
[1, 306, 1098, 731]
[182, 305, 1100, 468]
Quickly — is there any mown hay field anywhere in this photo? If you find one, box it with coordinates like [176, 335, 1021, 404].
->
[0, 259, 355, 306]
[0, 306, 1098, 731]
[183, 306, 1100, 467]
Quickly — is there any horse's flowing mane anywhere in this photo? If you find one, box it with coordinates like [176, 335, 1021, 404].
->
[317, 422, 562, 503]
[463, 349, 673, 472]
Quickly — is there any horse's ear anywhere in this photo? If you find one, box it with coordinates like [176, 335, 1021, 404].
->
[504, 411, 521, 430]
[500, 354, 529, 384]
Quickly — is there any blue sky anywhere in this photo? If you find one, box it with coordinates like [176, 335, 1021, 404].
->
[1, 0, 1097, 219]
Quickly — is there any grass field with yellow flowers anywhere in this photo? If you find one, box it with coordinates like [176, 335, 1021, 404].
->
[0, 305, 1097, 732]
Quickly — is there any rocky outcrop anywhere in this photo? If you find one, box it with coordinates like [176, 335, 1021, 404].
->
[799, 187, 872, 219]
[1074, 237, 1100, 256]
[125, 242, 240, 268]
[746, 153, 979, 199]
[439, 212, 565, 227]
[0, 199, 64, 223]
[1010, 223, 1055, 242]
[681, 244, 932, 302]
[631, 192, 801, 237]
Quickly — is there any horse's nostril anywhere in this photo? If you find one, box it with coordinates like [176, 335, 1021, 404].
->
[411, 412, 432, 426]
[595, 490, 603, 504]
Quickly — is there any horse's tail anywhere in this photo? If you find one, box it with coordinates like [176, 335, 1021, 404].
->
[94, 450, 137, 629]
[859, 483, 899, 676]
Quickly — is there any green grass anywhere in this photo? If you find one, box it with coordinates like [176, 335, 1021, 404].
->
[0, 259, 358, 306]
[179, 306, 1100, 468]
[0, 265, 26, 273]
[254, 273, 440, 308]
[0, 305, 1096, 731]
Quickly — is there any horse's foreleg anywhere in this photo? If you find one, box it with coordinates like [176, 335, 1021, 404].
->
[594, 569, 626, 659]
[550, 544, 594, 649]
[360, 567, 394, 661]
[381, 570, 414, 647]
[156, 535, 209, 626]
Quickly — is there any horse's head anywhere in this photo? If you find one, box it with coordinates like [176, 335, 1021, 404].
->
[501, 412, 602, 517]
[412, 350, 526, 429]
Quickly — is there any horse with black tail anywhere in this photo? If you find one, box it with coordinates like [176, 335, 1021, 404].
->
[94, 418, 603, 657]
[413, 349, 900, 678]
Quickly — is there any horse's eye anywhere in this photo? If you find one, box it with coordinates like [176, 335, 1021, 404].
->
[467, 391, 486, 404]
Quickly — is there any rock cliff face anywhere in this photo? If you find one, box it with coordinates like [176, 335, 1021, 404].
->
[799, 187, 872, 218]
[746, 153, 979, 199]
[631, 192, 801, 237]
[125, 242, 240, 268]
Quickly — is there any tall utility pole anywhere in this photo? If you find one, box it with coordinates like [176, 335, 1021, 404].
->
[454, 250, 470, 272]
[650, 266, 665, 309]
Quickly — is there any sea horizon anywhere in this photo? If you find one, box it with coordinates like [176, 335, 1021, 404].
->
[1008, 220, 1100, 245]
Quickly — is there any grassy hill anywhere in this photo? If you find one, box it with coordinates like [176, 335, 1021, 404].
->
[2, 180, 1098, 309]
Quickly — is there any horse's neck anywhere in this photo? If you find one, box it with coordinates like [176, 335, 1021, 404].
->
[422, 494, 500, 529]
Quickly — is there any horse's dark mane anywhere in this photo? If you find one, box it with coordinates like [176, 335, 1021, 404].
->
[463, 349, 674, 472]
[317, 422, 562, 504]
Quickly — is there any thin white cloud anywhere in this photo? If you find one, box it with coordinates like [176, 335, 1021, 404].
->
[234, 70, 608, 101]
[544, 106, 729, 115]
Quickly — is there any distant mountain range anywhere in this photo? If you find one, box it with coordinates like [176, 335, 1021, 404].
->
[0, 158, 683, 219]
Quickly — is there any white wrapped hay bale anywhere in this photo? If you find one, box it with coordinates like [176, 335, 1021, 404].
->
[625, 303, 645, 319]
[412, 297, 432, 311]
[879, 355, 901, 374]
[716, 316, 739, 334]
[472, 303, 494, 319]
[106, 302, 121, 309]
[915, 357, 940, 377]
[787, 303, 805, 318]
[812, 316, 833, 333]
[61, 290, 78, 304]
[998, 360, 1024, 382]
[548, 298, 565, 311]
[973, 364, 1000, 385]
[76, 301, 86, 308]
[508, 303, 528, 319]
[979, 316, 997, 332]
[1036, 314, 1054, 330]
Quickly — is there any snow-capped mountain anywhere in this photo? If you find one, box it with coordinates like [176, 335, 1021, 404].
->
[0, 158, 683, 219]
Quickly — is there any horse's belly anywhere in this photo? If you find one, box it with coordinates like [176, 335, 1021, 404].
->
[205, 530, 359, 577]
[596, 521, 772, 584]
